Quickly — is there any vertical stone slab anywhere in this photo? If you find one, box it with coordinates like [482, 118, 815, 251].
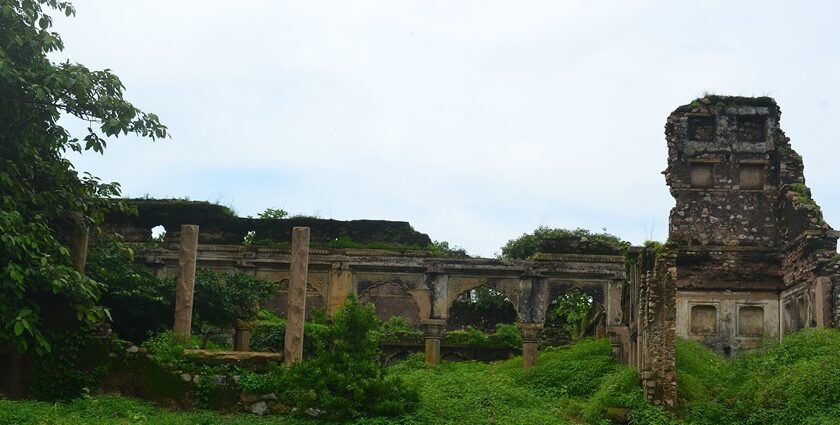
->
[284, 227, 310, 365]
[420, 319, 446, 365]
[173, 224, 199, 339]
[518, 323, 543, 369]
[69, 223, 89, 274]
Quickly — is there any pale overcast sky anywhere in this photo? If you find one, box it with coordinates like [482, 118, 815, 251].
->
[54, 1, 840, 257]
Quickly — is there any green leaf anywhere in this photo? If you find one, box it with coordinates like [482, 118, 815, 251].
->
[14, 321, 24, 336]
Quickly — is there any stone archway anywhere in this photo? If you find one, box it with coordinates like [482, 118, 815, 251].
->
[543, 285, 607, 346]
[358, 281, 422, 326]
[446, 285, 517, 332]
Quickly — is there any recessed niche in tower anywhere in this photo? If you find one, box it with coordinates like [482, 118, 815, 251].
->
[690, 163, 714, 189]
[736, 115, 767, 143]
[688, 116, 716, 142]
[738, 306, 764, 337]
[739, 163, 765, 190]
[690, 304, 717, 335]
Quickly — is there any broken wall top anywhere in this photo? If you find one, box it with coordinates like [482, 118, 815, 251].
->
[664, 96, 834, 250]
[103, 198, 433, 248]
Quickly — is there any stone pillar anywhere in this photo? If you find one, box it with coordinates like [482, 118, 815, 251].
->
[518, 322, 543, 369]
[814, 277, 830, 328]
[284, 227, 310, 365]
[173, 225, 199, 339]
[234, 320, 252, 352]
[69, 215, 89, 274]
[420, 319, 446, 365]
[327, 262, 352, 316]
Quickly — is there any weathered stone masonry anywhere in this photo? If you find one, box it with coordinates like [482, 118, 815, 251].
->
[101, 96, 838, 408]
[661, 97, 839, 354]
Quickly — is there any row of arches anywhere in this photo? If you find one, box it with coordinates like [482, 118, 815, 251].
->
[264, 279, 607, 342]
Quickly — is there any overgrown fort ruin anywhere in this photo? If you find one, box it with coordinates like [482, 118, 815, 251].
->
[103, 96, 839, 408]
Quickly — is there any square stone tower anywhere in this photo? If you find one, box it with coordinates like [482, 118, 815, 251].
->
[664, 96, 839, 354]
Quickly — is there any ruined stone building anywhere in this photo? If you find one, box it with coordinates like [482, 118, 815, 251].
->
[102, 96, 839, 408]
[665, 97, 839, 352]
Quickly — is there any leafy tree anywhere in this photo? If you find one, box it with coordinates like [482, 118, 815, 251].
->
[257, 207, 289, 220]
[85, 238, 173, 343]
[447, 286, 517, 332]
[0, 0, 167, 356]
[500, 226, 628, 260]
[545, 288, 595, 337]
[87, 241, 277, 346]
[191, 268, 276, 347]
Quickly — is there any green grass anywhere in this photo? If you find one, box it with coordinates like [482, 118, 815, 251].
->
[5, 330, 840, 424]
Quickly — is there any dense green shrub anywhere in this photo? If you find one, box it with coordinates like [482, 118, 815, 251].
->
[88, 239, 276, 346]
[447, 286, 517, 332]
[582, 367, 673, 425]
[251, 297, 419, 421]
[492, 323, 523, 347]
[192, 269, 277, 331]
[249, 319, 330, 356]
[378, 316, 423, 344]
[28, 328, 113, 401]
[87, 239, 174, 343]
[286, 296, 419, 420]
[721, 329, 840, 425]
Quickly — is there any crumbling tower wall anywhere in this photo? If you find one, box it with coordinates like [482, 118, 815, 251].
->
[664, 96, 839, 353]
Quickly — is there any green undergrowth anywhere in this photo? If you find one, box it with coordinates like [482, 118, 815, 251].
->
[5, 330, 840, 424]
[676, 328, 840, 425]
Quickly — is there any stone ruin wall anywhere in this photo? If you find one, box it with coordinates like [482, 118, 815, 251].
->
[625, 248, 677, 409]
[664, 96, 840, 354]
[96, 97, 839, 409]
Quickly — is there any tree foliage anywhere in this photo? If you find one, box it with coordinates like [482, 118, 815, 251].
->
[253, 296, 420, 421]
[0, 0, 167, 353]
[545, 288, 595, 337]
[257, 207, 288, 220]
[85, 238, 173, 343]
[87, 239, 276, 344]
[500, 226, 628, 260]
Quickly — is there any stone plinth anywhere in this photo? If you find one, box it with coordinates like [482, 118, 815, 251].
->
[518, 322, 543, 369]
[420, 319, 446, 365]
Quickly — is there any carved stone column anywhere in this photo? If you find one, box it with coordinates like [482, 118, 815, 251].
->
[420, 319, 446, 365]
[234, 320, 252, 352]
[173, 225, 199, 339]
[518, 322, 543, 369]
[284, 227, 310, 365]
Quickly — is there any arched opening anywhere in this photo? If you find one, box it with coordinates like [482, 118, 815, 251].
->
[358, 281, 421, 326]
[150, 224, 166, 242]
[447, 285, 516, 332]
[544, 288, 604, 346]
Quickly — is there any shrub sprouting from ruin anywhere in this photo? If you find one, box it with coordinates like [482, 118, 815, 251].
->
[500, 227, 628, 260]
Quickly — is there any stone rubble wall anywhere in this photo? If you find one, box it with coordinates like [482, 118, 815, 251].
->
[627, 248, 677, 409]
[103, 198, 433, 247]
